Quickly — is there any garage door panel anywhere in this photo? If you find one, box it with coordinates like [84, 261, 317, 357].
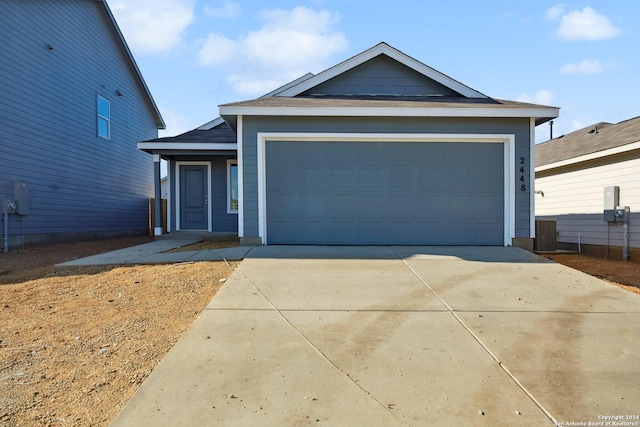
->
[326, 222, 355, 243]
[357, 195, 383, 218]
[389, 168, 415, 190]
[269, 220, 324, 244]
[265, 141, 504, 245]
[417, 169, 445, 191]
[355, 167, 383, 188]
[385, 195, 414, 217]
[354, 222, 383, 244]
[416, 195, 446, 218]
[328, 167, 355, 189]
[326, 194, 354, 217]
[415, 222, 444, 242]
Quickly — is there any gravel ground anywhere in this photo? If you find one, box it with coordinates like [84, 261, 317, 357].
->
[0, 237, 237, 426]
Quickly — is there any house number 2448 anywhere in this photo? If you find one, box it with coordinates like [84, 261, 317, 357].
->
[519, 157, 526, 192]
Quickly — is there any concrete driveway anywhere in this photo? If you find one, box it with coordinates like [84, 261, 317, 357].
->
[111, 246, 640, 426]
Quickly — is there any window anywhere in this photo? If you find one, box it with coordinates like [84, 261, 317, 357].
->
[227, 160, 238, 213]
[97, 95, 110, 139]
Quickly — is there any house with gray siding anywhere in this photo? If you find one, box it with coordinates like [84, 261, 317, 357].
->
[535, 117, 640, 260]
[0, 0, 164, 249]
[141, 42, 557, 247]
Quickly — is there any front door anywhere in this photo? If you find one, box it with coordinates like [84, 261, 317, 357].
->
[179, 164, 208, 230]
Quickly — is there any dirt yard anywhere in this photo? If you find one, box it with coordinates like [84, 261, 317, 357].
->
[544, 253, 640, 295]
[0, 240, 638, 426]
[0, 237, 237, 426]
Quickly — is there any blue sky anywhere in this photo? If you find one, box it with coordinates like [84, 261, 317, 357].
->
[110, 1, 639, 143]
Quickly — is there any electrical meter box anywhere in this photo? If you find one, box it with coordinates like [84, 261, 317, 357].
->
[14, 181, 29, 215]
[604, 186, 619, 222]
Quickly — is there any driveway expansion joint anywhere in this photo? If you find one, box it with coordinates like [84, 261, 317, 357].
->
[388, 246, 559, 425]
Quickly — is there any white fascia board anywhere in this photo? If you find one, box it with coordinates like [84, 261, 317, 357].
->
[277, 43, 487, 98]
[137, 142, 237, 151]
[218, 105, 559, 120]
[196, 117, 225, 130]
[535, 140, 640, 173]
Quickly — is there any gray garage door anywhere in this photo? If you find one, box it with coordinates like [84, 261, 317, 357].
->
[266, 141, 504, 245]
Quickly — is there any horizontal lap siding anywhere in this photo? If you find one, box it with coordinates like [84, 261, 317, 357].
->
[302, 55, 461, 97]
[0, 1, 158, 239]
[535, 153, 640, 249]
[536, 155, 640, 214]
[241, 116, 531, 240]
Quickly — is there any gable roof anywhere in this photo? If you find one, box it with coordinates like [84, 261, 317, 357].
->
[219, 42, 558, 127]
[95, 0, 165, 129]
[536, 116, 640, 169]
[277, 42, 487, 98]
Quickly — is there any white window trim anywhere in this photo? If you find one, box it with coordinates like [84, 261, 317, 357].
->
[257, 132, 516, 246]
[175, 161, 212, 232]
[97, 95, 110, 139]
[227, 159, 238, 214]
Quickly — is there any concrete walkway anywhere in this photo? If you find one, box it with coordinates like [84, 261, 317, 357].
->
[55, 240, 253, 269]
[110, 246, 640, 426]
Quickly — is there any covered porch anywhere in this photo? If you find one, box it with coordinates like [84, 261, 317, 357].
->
[138, 119, 238, 238]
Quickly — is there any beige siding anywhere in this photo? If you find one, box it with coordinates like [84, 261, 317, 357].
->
[535, 154, 640, 248]
[536, 156, 640, 215]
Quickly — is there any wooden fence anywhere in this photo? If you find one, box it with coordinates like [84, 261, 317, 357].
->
[149, 198, 168, 235]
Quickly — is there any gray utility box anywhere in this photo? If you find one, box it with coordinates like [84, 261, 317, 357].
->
[603, 186, 620, 222]
[14, 181, 29, 215]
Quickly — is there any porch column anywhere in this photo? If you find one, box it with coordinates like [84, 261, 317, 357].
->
[153, 154, 163, 236]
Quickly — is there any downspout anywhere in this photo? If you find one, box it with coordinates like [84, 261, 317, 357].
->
[622, 207, 630, 261]
[153, 154, 163, 236]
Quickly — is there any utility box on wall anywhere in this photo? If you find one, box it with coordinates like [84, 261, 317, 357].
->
[14, 181, 29, 215]
[603, 186, 619, 222]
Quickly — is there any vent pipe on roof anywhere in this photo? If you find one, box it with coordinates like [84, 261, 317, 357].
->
[549, 120, 554, 139]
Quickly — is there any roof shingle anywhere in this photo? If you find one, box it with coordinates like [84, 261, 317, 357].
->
[536, 116, 640, 167]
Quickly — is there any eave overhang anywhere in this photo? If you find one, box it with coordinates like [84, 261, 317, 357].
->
[137, 142, 237, 156]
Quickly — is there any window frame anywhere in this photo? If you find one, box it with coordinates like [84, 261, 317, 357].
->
[227, 159, 238, 214]
[97, 95, 110, 139]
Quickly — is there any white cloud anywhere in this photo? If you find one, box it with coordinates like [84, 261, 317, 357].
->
[556, 7, 621, 40]
[204, 2, 241, 19]
[545, 4, 565, 21]
[517, 90, 553, 106]
[198, 33, 238, 66]
[560, 59, 604, 75]
[197, 6, 348, 95]
[110, 0, 195, 55]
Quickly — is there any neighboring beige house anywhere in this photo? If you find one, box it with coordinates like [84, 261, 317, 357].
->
[535, 116, 640, 260]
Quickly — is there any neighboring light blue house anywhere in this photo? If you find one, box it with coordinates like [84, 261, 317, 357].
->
[141, 43, 557, 248]
[0, 0, 165, 249]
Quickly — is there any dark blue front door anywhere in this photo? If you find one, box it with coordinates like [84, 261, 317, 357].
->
[180, 165, 208, 230]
